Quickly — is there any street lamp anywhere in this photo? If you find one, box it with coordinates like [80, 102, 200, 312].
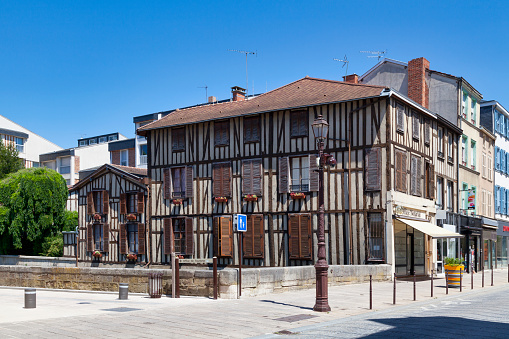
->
[311, 115, 331, 312]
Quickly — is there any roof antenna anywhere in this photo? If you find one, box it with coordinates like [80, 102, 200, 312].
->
[333, 55, 349, 77]
[228, 49, 257, 97]
[360, 50, 387, 61]
[198, 85, 208, 103]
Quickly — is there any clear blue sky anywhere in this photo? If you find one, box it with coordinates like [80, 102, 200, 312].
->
[1, 1, 508, 149]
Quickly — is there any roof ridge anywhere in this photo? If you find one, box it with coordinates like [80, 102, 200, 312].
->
[304, 76, 386, 89]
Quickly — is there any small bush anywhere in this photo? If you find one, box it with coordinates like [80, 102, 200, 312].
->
[40, 235, 63, 257]
[444, 257, 462, 266]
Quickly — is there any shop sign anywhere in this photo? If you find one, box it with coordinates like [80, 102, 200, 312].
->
[468, 189, 476, 210]
[504, 226, 509, 232]
[393, 205, 427, 220]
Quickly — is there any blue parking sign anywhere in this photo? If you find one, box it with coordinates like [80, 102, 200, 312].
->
[234, 214, 247, 232]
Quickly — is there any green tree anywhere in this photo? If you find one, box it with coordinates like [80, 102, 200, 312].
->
[0, 167, 68, 255]
[0, 142, 23, 180]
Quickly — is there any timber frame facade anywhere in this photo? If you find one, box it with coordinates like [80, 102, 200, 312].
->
[70, 164, 148, 264]
[137, 77, 460, 273]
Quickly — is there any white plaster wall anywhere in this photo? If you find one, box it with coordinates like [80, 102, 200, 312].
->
[75, 143, 110, 171]
[495, 133, 509, 221]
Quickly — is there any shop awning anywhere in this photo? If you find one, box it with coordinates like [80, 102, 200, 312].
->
[396, 218, 464, 238]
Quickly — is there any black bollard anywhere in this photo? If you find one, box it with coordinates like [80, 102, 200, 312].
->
[431, 270, 434, 297]
[24, 288, 36, 309]
[213, 256, 218, 300]
[413, 273, 416, 301]
[393, 273, 396, 305]
[446, 271, 449, 295]
[369, 274, 372, 310]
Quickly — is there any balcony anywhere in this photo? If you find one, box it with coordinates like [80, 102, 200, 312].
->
[140, 155, 147, 165]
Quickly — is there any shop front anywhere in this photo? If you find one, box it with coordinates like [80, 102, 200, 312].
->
[459, 215, 482, 273]
[482, 218, 498, 270]
[496, 221, 509, 268]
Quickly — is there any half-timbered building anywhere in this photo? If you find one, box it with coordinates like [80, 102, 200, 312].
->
[138, 77, 462, 276]
[70, 164, 148, 264]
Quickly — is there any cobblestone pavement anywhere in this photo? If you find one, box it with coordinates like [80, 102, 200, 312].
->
[0, 269, 508, 338]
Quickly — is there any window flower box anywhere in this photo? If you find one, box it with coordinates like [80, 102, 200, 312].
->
[471, 165, 476, 170]
[126, 213, 137, 221]
[462, 161, 467, 166]
[214, 197, 228, 203]
[290, 192, 306, 200]
[243, 194, 258, 202]
[93, 213, 102, 221]
[126, 254, 137, 261]
[92, 251, 102, 258]
[172, 198, 183, 205]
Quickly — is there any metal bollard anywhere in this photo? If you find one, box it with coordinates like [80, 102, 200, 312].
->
[491, 265, 494, 286]
[413, 273, 416, 301]
[393, 273, 396, 305]
[119, 283, 128, 300]
[482, 266, 485, 288]
[460, 268, 462, 292]
[508, 264, 509, 283]
[471, 267, 474, 290]
[369, 274, 372, 310]
[213, 256, 218, 300]
[446, 271, 449, 295]
[24, 288, 36, 309]
[175, 257, 180, 298]
[431, 270, 434, 298]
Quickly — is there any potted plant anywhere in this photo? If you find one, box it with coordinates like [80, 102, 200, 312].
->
[172, 198, 183, 205]
[126, 213, 137, 221]
[290, 192, 306, 200]
[92, 250, 102, 258]
[444, 257, 464, 288]
[243, 194, 258, 202]
[214, 196, 228, 203]
[126, 253, 137, 261]
[93, 213, 102, 221]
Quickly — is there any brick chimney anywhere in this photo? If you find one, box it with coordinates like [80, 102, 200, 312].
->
[231, 86, 246, 101]
[342, 74, 358, 84]
[408, 57, 430, 108]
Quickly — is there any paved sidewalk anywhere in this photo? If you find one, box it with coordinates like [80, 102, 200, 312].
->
[0, 268, 508, 338]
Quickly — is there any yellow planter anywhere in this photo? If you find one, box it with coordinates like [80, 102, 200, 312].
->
[444, 264, 464, 288]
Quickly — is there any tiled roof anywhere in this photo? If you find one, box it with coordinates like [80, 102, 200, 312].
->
[109, 164, 147, 177]
[138, 77, 386, 133]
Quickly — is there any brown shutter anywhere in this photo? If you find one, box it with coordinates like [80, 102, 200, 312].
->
[412, 111, 419, 140]
[87, 192, 95, 215]
[213, 217, 219, 257]
[137, 223, 145, 255]
[397, 104, 404, 131]
[402, 152, 407, 192]
[365, 148, 381, 191]
[185, 217, 193, 257]
[291, 113, 299, 136]
[120, 193, 127, 215]
[300, 112, 309, 136]
[119, 223, 127, 254]
[163, 218, 173, 255]
[102, 191, 109, 214]
[300, 215, 312, 259]
[416, 157, 422, 196]
[288, 215, 300, 259]
[243, 217, 254, 257]
[242, 160, 252, 195]
[222, 164, 232, 197]
[223, 122, 229, 145]
[252, 117, 260, 142]
[137, 192, 145, 214]
[309, 154, 319, 192]
[253, 215, 264, 258]
[212, 164, 221, 197]
[164, 168, 171, 199]
[220, 216, 232, 257]
[214, 123, 221, 145]
[395, 151, 401, 192]
[252, 159, 262, 196]
[103, 223, 109, 252]
[411, 156, 417, 195]
[279, 157, 290, 193]
[429, 163, 435, 200]
[87, 223, 93, 252]
[185, 166, 193, 199]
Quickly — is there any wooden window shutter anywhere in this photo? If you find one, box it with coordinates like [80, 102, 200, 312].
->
[213, 217, 219, 257]
[137, 223, 145, 255]
[120, 193, 127, 215]
[137, 192, 145, 214]
[365, 148, 381, 191]
[103, 223, 109, 252]
[429, 164, 435, 200]
[163, 218, 173, 255]
[402, 152, 407, 192]
[416, 157, 422, 196]
[163, 168, 171, 199]
[102, 191, 109, 214]
[119, 223, 127, 254]
[395, 151, 401, 192]
[291, 113, 300, 137]
[243, 219, 254, 258]
[252, 215, 264, 258]
[222, 164, 232, 197]
[242, 160, 252, 195]
[252, 159, 262, 196]
[87, 192, 95, 215]
[278, 157, 290, 193]
[87, 223, 93, 252]
[185, 217, 194, 257]
[396, 104, 404, 132]
[424, 119, 430, 144]
[300, 215, 312, 259]
[220, 217, 232, 257]
[185, 166, 193, 199]
[288, 215, 300, 259]
[309, 154, 319, 192]
[212, 164, 221, 197]
[213, 163, 230, 197]
[410, 156, 417, 195]
[412, 111, 419, 140]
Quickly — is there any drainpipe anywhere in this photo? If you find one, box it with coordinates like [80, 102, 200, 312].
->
[75, 226, 79, 268]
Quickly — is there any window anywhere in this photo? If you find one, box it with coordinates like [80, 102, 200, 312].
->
[120, 192, 144, 215]
[212, 162, 232, 197]
[172, 167, 186, 198]
[87, 190, 109, 215]
[496, 147, 501, 171]
[461, 136, 467, 166]
[120, 150, 128, 166]
[139, 145, 147, 165]
[462, 183, 468, 214]
[365, 148, 381, 191]
[163, 218, 193, 256]
[447, 181, 454, 212]
[163, 166, 193, 199]
[488, 191, 492, 218]
[425, 162, 435, 199]
[242, 159, 262, 196]
[127, 223, 138, 253]
[127, 193, 137, 213]
[471, 98, 476, 124]
[243, 215, 264, 258]
[448, 132, 454, 163]
[496, 185, 501, 214]
[79, 140, 87, 147]
[470, 186, 477, 216]
[290, 156, 310, 192]
[214, 121, 229, 146]
[93, 191, 103, 214]
[244, 116, 261, 143]
[59, 157, 71, 175]
[424, 119, 430, 145]
[501, 114, 505, 136]
[488, 155, 493, 181]
[279, 156, 318, 193]
[436, 177, 444, 209]
[98, 136, 107, 143]
[288, 214, 312, 260]
[108, 135, 118, 141]
[172, 218, 186, 254]
[211, 216, 232, 257]
[396, 103, 404, 132]
[93, 224, 104, 251]
[462, 92, 468, 118]
[395, 149, 407, 193]
[172, 128, 185, 151]
[482, 153, 487, 178]
[87, 222, 109, 253]
[290, 111, 308, 137]
[412, 111, 419, 140]
[119, 223, 145, 255]
[367, 213, 384, 261]
[89, 138, 97, 145]
[410, 155, 422, 196]
[471, 140, 476, 170]
[437, 128, 444, 158]
[15, 137, 24, 153]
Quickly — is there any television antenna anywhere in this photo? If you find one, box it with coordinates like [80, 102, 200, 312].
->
[198, 85, 208, 103]
[360, 50, 387, 61]
[333, 55, 349, 77]
[228, 49, 257, 97]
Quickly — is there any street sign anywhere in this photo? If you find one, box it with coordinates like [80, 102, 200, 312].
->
[234, 214, 247, 232]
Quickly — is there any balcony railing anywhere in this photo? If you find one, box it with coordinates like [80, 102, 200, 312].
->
[140, 155, 147, 165]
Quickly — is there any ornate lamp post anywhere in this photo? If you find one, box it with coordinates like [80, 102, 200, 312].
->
[311, 115, 331, 312]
